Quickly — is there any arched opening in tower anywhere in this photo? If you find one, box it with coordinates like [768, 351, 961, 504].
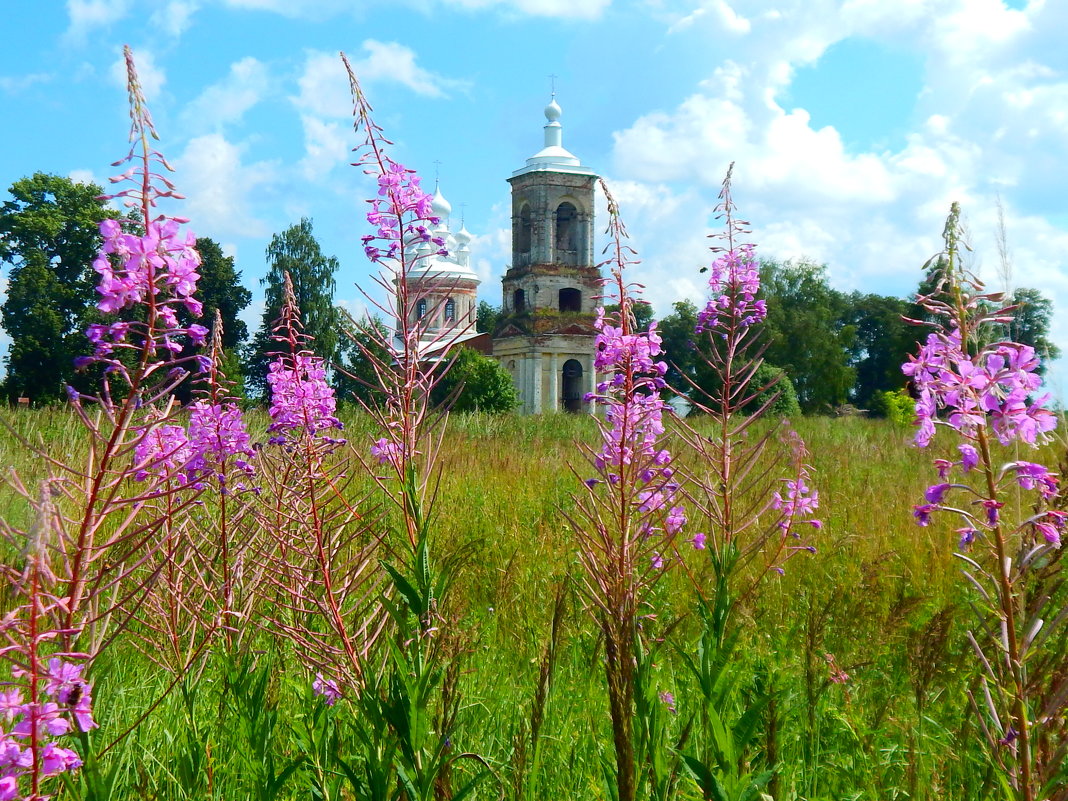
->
[513, 288, 526, 312]
[558, 287, 581, 313]
[517, 205, 532, 262]
[562, 358, 584, 413]
[555, 202, 578, 264]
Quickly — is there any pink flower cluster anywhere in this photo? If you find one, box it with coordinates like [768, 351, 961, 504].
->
[902, 330, 1056, 448]
[266, 354, 342, 442]
[312, 673, 341, 706]
[695, 246, 767, 335]
[93, 219, 202, 317]
[361, 159, 444, 265]
[588, 309, 684, 537]
[134, 403, 254, 490]
[83, 219, 208, 368]
[904, 320, 1062, 548]
[772, 468, 822, 536]
[370, 437, 402, 468]
[0, 659, 96, 798]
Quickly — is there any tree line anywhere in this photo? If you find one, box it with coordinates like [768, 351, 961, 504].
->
[1, 173, 1057, 415]
[0, 173, 516, 411]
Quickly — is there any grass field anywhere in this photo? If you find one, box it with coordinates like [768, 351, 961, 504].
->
[0, 406, 1063, 801]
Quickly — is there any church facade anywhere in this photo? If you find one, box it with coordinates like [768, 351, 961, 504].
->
[402, 96, 600, 413]
[492, 97, 601, 414]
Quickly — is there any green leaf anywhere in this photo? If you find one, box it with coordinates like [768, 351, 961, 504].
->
[681, 754, 728, 801]
[381, 559, 426, 617]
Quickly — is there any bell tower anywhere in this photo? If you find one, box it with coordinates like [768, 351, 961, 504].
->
[493, 96, 601, 413]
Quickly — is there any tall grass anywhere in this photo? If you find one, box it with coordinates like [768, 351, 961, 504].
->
[2, 407, 1056, 799]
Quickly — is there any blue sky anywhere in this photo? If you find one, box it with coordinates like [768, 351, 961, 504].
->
[2, 0, 1067, 390]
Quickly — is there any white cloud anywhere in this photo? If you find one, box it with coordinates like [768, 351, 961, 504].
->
[298, 115, 350, 180]
[181, 57, 270, 133]
[606, 0, 1068, 369]
[67, 168, 104, 188]
[176, 133, 278, 238]
[293, 43, 468, 124]
[150, 1, 202, 37]
[0, 73, 53, 94]
[446, 0, 611, 18]
[64, 0, 132, 41]
[220, 0, 610, 18]
[352, 40, 468, 98]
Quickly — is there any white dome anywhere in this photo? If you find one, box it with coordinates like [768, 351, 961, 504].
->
[431, 186, 452, 219]
[544, 98, 562, 122]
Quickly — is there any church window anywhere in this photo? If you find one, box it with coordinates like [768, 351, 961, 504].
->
[555, 202, 578, 263]
[518, 205, 532, 255]
[513, 288, 526, 312]
[444, 298, 456, 321]
[559, 288, 581, 312]
[416, 298, 428, 319]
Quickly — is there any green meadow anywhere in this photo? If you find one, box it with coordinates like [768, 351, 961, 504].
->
[2, 407, 1061, 801]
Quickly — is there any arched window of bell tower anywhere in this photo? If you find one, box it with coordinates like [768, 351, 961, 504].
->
[555, 202, 578, 265]
[559, 287, 581, 312]
[517, 205, 532, 262]
[513, 288, 526, 313]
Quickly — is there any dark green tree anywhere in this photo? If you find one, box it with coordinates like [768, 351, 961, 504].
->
[0, 173, 116, 401]
[1002, 287, 1060, 371]
[248, 218, 340, 397]
[430, 347, 519, 413]
[333, 312, 391, 408]
[657, 300, 700, 390]
[476, 300, 501, 334]
[191, 238, 252, 351]
[841, 292, 917, 409]
[173, 237, 253, 403]
[760, 260, 855, 413]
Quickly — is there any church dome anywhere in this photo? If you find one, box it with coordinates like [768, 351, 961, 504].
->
[431, 186, 452, 220]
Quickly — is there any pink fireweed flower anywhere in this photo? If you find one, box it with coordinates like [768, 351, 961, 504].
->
[690, 532, 707, 550]
[665, 506, 686, 535]
[313, 673, 342, 706]
[903, 329, 1056, 448]
[772, 469, 820, 533]
[1035, 522, 1061, 547]
[587, 307, 684, 538]
[370, 437, 402, 467]
[924, 483, 953, 505]
[980, 499, 1004, 527]
[361, 158, 442, 265]
[267, 354, 342, 441]
[1011, 461, 1058, 499]
[87, 217, 207, 367]
[187, 401, 256, 487]
[0, 659, 93, 795]
[913, 504, 935, 527]
[957, 527, 979, 550]
[959, 444, 979, 471]
[695, 245, 767, 335]
[825, 653, 850, 685]
[134, 425, 194, 484]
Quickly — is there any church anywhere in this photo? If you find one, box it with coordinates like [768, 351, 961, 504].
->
[403, 95, 601, 414]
